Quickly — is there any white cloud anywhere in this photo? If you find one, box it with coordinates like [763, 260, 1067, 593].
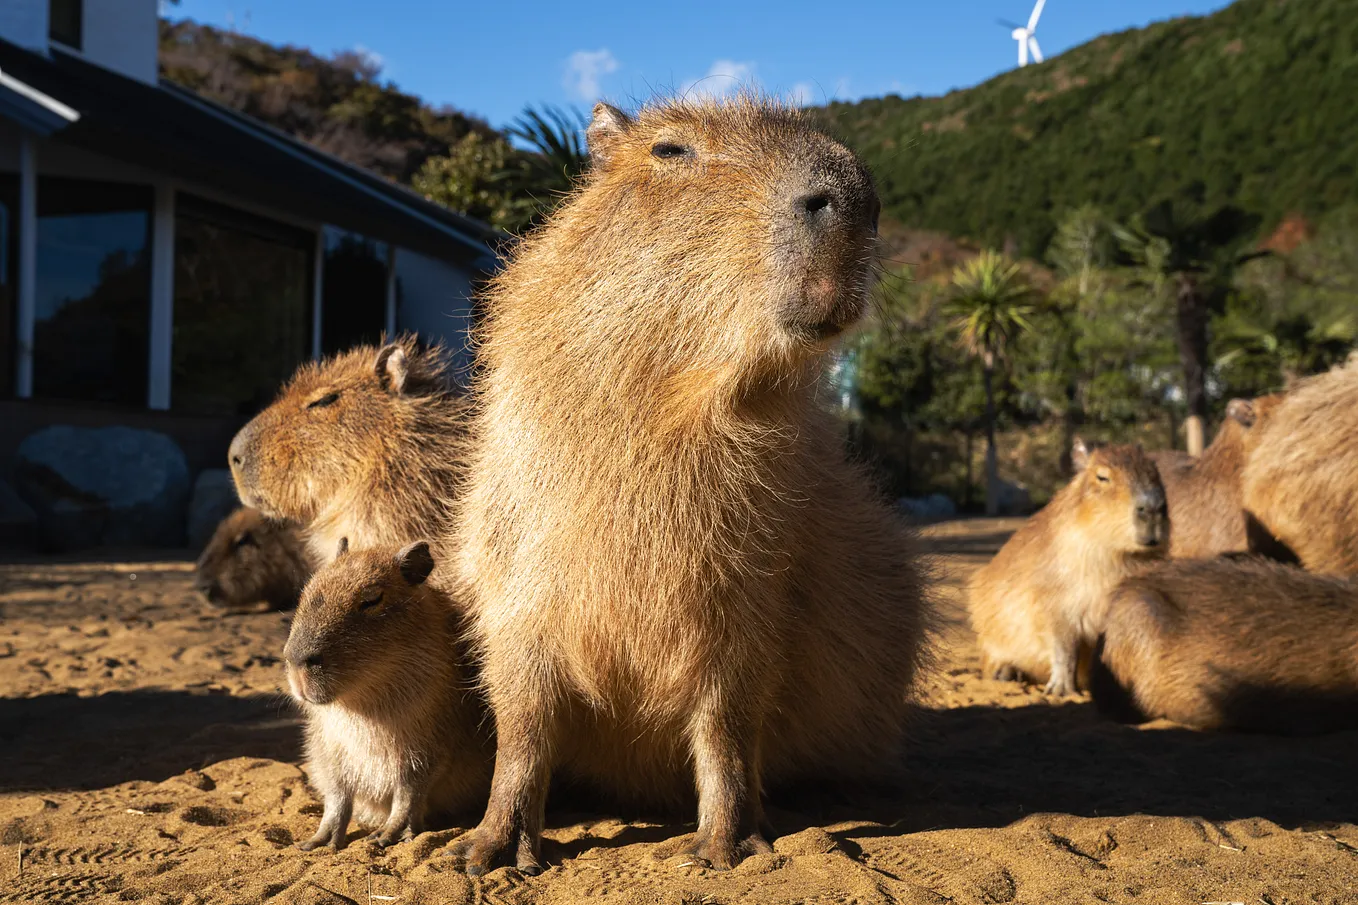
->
[353, 44, 385, 73]
[789, 82, 816, 106]
[565, 49, 620, 101]
[682, 59, 757, 99]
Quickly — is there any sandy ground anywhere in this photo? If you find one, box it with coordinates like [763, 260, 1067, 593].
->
[1, 517, 1355, 905]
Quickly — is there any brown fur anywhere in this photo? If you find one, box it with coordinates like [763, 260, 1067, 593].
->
[228, 336, 469, 569]
[1242, 359, 1358, 575]
[1092, 557, 1358, 734]
[969, 440, 1169, 695]
[450, 96, 929, 875]
[285, 540, 492, 850]
[1150, 398, 1260, 558]
[194, 507, 312, 610]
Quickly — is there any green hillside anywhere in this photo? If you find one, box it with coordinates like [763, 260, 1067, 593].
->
[823, 0, 1358, 257]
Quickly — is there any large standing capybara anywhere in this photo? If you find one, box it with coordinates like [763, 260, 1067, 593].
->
[1091, 557, 1358, 734]
[227, 336, 468, 568]
[450, 97, 930, 874]
[1242, 359, 1358, 575]
[194, 507, 312, 610]
[285, 539, 490, 849]
[969, 439, 1169, 696]
[1150, 398, 1262, 558]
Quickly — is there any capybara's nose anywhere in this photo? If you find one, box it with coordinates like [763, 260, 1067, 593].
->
[228, 427, 249, 470]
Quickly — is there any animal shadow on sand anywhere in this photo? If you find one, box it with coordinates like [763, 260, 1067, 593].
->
[0, 690, 301, 793]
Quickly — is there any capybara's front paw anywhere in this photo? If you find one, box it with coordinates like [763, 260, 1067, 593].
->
[447, 826, 542, 876]
[367, 824, 412, 850]
[1044, 674, 1076, 696]
[298, 827, 345, 852]
[681, 830, 773, 871]
[991, 663, 1022, 682]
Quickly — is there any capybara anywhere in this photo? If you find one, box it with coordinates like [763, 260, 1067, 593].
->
[285, 539, 491, 850]
[227, 336, 468, 569]
[450, 97, 929, 874]
[1150, 398, 1259, 558]
[1243, 359, 1358, 575]
[969, 439, 1169, 695]
[194, 507, 311, 610]
[1091, 557, 1358, 734]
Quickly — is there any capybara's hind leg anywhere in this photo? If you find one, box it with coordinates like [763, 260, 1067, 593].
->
[449, 691, 555, 876]
[681, 697, 772, 870]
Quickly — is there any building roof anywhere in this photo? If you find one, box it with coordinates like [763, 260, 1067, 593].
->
[0, 37, 503, 267]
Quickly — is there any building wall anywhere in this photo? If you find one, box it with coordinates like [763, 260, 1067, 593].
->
[83, 0, 159, 84]
[395, 249, 478, 385]
[0, 0, 47, 53]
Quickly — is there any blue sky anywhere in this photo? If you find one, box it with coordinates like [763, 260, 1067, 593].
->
[169, 0, 1234, 129]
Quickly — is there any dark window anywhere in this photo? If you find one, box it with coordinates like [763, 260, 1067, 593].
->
[49, 0, 82, 50]
[32, 178, 152, 406]
[172, 194, 313, 416]
[0, 175, 16, 398]
[321, 229, 388, 355]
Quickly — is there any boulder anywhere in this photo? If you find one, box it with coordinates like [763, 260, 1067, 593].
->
[0, 479, 39, 547]
[897, 493, 958, 520]
[14, 426, 191, 551]
[187, 469, 240, 552]
[992, 479, 1033, 516]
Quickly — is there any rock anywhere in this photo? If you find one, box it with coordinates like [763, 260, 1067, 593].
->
[992, 479, 1033, 516]
[13, 426, 191, 551]
[0, 480, 38, 547]
[187, 469, 240, 551]
[897, 493, 958, 520]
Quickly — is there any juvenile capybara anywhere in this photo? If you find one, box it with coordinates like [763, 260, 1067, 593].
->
[194, 507, 311, 610]
[450, 96, 929, 874]
[227, 336, 468, 568]
[285, 539, 491, 850]
[1091, 557, 1358, 734]
[1150, 398, 1260, 558]
[969, 439, 1168, 695]
[1242, 359, 1358, 575]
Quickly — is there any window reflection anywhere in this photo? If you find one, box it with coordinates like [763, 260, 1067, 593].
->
[322, 228, 389, 356]
[0, 175, 15, 398]
[172, 194, 312, 416]
[32, 179, 152, 406]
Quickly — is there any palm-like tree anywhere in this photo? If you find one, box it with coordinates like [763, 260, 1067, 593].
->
[945, 250, 1038, 515]
[1113, 199, 1266, 455]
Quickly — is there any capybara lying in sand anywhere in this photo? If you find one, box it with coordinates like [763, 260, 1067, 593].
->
[1151, 398, 1261, 558]
[194, 507, 311, 610]
[1091, 557, 1358, 734]
[1243, 359, 1358, 575]
[970, 439, 1168, 695]
[228, 336, 468, 570]
[285, 539, 491, 850]
[450, 97, 930, 874]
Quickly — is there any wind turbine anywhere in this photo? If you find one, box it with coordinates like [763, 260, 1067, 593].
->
[1001, 0, 1046, 67]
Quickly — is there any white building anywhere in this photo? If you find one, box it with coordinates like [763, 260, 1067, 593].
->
[0, 0, 498, 472]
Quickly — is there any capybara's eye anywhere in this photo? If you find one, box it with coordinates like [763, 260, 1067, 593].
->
[233, 532, 256, 549]
[359, 592, 383, 612]
[1096, 472, 1111, 484]
[308, 392, 341, 410]
[651, 142, 693, 160]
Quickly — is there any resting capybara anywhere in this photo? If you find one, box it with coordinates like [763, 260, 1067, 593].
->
[969, 439, 1168, 695]
[285, 539, 491, 850]
[1150, 398, 1260, 558]
[227, 336, 468, 569]
[1242, 359, 1358, 575]
[1091, 557, 1358, 734]
[450, 97, 929, 874]
[194, 507, 311, 610]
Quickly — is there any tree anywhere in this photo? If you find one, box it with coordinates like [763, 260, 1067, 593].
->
[944, 251, 1039, 515]
[1113, 198, 1266, 454]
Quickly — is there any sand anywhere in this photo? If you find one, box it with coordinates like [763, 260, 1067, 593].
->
[1, 518, 1355, 905]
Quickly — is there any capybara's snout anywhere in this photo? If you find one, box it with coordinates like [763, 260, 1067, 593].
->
[1134, 487, 1169, 548]
[228, 421, 261, 508]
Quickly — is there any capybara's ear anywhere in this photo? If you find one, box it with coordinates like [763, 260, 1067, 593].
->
[1226, 398, 1256, 428]
[397, 541, 435, 587]
[375, 344, 409, 394]
[336, 537, 349, 558]
[1072, 438, 1091, 473]
[587, 103, 632, 167]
